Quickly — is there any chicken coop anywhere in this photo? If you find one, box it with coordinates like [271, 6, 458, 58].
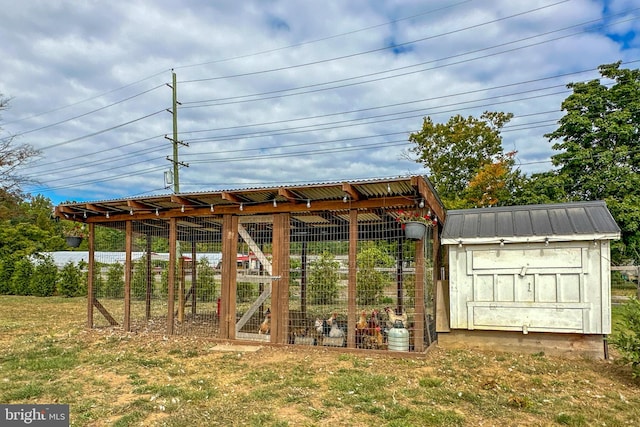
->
[55, 175, 445, 353]
[438, 201, 621, 358]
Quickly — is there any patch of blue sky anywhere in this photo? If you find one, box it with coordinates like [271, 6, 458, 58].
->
[267, 15, 290, 32]
[384, 36, 414, 55]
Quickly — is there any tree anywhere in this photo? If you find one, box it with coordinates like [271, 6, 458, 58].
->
[356, 242, 395, 306]
[610, 297, 640, 379]
[308, 251, 340, 305]
[30, 254, 58, 296]
[463, 151, 525, 208]
[545, 62, 640, 263]
[11, 257, 33, 295]
[58, 261, 82, 297]
[409, 111, 514, 207]
[0, 95, 40, 219]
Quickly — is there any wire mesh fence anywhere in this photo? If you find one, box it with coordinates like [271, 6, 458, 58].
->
[83, 208, 438, 352]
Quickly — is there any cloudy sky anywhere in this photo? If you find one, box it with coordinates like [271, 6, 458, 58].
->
[1, 0, 638, 205]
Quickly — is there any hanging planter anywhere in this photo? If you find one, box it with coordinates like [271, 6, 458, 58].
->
[403, 221, 427, 240]
[396, 210, 436, 240]
[65, 236, 83, 247]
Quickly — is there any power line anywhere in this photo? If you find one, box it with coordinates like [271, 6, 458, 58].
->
[180, 1, 570, 84]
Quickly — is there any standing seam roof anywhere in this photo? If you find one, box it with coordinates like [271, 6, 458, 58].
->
[441, 201, 620, 243]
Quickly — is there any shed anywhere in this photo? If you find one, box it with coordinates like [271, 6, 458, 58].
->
[438, 201, 621, 358]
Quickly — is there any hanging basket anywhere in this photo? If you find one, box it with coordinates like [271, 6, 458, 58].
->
[65, 236, 83, 248]
[403, 221, 427, 240]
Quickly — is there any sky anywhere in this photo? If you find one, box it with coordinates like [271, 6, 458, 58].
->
[1, 0, 638, 205]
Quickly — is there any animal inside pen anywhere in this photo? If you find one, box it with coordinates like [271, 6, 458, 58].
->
[58, 176, 443, 353]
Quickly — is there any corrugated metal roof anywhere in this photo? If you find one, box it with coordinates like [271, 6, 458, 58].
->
[441, 201, 621, 245]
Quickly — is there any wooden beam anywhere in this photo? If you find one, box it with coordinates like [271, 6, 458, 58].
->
[347, 209, 358, 348]
[171, 195, 197, 208]
[342, 182, 361, 201]
[93, 299, 118, 326]
[84, 203, 109, 214]
[124, 221, 132, 332]
[145, 236, 153, 320]
[127, 199, 156, 211]
[412, 176, 446, 223]
[221, 192, 244, 204]
[87, 223, 95, 328]
[167, 218, 177, 335]
[278, 187, 299, 203]
[220, 214, 238, 339]
[86, 196, 417, 222]
[271, 213, 290, 344]
[414, 237, 426, 352]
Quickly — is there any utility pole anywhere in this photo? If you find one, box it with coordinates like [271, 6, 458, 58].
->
[166, 70, 188, 193]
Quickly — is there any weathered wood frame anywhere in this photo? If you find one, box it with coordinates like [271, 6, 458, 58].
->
[67, 176, 445, 351]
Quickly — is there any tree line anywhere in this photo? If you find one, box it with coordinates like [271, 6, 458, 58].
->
[1, 62, 639, 295]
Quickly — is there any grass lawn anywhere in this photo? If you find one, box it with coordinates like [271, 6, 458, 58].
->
[0, 295, 639, 426]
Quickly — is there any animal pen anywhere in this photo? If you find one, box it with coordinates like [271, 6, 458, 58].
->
[55, 176, 445, 353]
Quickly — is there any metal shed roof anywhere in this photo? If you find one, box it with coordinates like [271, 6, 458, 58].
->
[441, 201, 621, 245]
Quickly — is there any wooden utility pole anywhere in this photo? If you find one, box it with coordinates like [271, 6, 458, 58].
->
[166, 70, 188, 193]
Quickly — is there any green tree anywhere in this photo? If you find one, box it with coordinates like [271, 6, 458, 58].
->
[196, 258, 217, 302]
[545, 62, 640, 263]
[58, 261, 82, 297]
[30, 254, 58, 296]
[611, 297, 640, 378]
[409, 111, 514, 207]
[308, 251, 340, 305]
[356, 242, 394, 306]
[0, 258, 14, 294]
[11, 257, 33, 295]
[131, 256, 150, 300]
[104, 263, 124, 298]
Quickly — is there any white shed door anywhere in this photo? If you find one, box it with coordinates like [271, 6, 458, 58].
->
[450, 242, 607, 334]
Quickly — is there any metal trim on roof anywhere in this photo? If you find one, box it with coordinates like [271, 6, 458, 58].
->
[441, 201, 621, 245]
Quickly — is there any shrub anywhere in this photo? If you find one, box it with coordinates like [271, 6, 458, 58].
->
[11, 258, 34, 295]
[104, 263, 124, 298]
[356, 242, 394, 306]
[611, 297, 640, 378]
[131, 256, 150, 300]
[58, 261, 82, 297]
[0, 258, 15, 294]
[196, 258, 217, 302]
[30, 254, 58, 296]
[308, 251, 340, 305]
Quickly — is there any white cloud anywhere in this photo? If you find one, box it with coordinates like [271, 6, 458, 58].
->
[0, 0, 637, 204]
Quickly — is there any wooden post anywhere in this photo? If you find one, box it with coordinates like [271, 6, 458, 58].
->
[124, 221, 132, 331]
[414, 236, 425, 352]
[396, 237, 404, 313]
[87, 223, 95, 329]
[178, 257, 185, 323]
[347, 208, 358, 348]
[271, 213, 290, 344]
[220, 214, 238, 339]
[145, 235, 152, 320]
[300, 240, 307, 319]
[191, 241, 197, 315]
[167, 218, 177, 335]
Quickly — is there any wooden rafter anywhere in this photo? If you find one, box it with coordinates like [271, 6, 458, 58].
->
[342, 182, 361, 201]
[278, 187, 300, 203]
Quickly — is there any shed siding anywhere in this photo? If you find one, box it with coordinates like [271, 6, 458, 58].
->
[449, 241, 611, 334]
